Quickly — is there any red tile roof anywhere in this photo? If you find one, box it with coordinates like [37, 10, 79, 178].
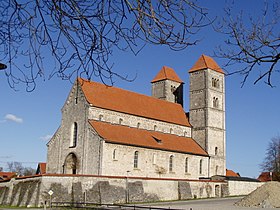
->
[189, 54, 224, 74]
[89, 120, 208, 156]
[151, 66, 183, 83]
[36, 162, 46, 174]
[257, 172, 280, 182]
[257, 172, 271, 182]
[0, 172, 16, 180]
[226, 169, 240, 177]
[78, 78, 191, 127]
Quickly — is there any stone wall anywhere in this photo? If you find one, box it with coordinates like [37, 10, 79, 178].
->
[89, 107, 192, 137]
[227, 180, 264, 196]
[0, 175, 263, 208]
[102, 142, 209, 179]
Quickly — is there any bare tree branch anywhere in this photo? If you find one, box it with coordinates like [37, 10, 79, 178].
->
[215, 0, 280, 87]
[0, 0, 212, 91]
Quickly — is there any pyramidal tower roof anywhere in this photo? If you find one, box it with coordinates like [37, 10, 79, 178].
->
[151, 66, 183, 83]
[189, 54, 224, 74]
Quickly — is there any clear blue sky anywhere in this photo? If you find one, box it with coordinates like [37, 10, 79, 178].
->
[0, 1, 279, 178]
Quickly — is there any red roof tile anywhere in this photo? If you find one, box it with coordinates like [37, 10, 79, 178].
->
[151, 66, 183, 83]
[226, 169, 240, 177]
[0, 172, 16, 180]
[36, 162, 46, 174]
[89, 120, 207, 156]
[189, 54, 224, 74]
[78, 78, 190, 126]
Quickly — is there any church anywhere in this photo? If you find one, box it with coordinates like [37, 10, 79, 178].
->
[46, 54, 226, 180]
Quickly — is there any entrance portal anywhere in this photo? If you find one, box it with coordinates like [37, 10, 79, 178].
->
[64, 153, 78, 174]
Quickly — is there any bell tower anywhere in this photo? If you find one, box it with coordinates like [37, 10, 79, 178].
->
[151, 66, 184, 107]
[189, 55, 226, 176]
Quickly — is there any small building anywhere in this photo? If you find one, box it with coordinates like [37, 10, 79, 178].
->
[0, 172, 16, 181]
[36, 162, 47, 175]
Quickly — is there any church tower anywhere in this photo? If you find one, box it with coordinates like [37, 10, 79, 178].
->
[189, 55, 226, 176]
[151, 66, 184, 106]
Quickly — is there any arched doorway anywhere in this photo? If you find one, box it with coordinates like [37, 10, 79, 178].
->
[64, 153, 78, 174]
[215, 185, 220, 197]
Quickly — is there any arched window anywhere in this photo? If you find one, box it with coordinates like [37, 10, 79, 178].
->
[70, 122, 78, 147]
[99, 114, 103, 121]
[119, 118, 123, 125]
[185, 157, 188, 173]
[215, 147, 218, 155]
[170, 128, 173, 134]
[154, 125, 157, 131]
[199, 159, 203, 175]
[169, 155, 174, 172]
[113, 149, 117, 160]
[184, 131, 188, 137]
[137, 122, 141, 128]
[216, 98, 219, 108]
[216, 79, 220, 88]
[213, 97, 219, 108]
[134, 151, 139, 168]
[212, 78, 215, 87]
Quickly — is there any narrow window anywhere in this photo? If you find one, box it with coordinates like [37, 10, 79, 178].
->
[213, 97, 219, 108]
[153, 153, 156, 165]
[154, 125, 157, 131]
[170, 128, 173, 134]
[169, 155, 174, 172]
[185, 157, 188, 173]
[212, 78, 215, 87]
[134, 151, 139, 168]
[113, 149, 117, 160]
[199, 159, 203, 175]
[184, 131, 188, 137]
[137, 122, 141, 128]
[217, 79, 220, 88]
[70, 122, 78, 147]
[215, 147, 218, 155]
[99, 114, 103, 121]
[119, 118, 123, 125]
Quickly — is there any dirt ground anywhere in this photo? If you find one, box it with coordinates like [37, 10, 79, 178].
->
[141, 197, 278, 210]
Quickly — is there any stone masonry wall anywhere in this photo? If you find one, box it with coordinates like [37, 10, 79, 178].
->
[0, 175, 229, 207]
[0, 175, 264, 207]
[89, 107, 192, 138]
[102, 143, 209, 179]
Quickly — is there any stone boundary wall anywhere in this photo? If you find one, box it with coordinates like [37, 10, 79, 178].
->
[0, 175, 261, 207]
[227, 180, 264, 196]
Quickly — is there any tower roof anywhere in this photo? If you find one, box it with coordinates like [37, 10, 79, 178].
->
[189, 54, 224, 74]
[151, 66, 183, 83]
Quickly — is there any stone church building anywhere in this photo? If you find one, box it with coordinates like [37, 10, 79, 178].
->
[47, 54, 226, 180]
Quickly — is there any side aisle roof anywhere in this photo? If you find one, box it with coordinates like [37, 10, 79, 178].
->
[89, 120, 208, 156]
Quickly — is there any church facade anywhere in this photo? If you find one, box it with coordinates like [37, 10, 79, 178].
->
[46, 54, 226, 180]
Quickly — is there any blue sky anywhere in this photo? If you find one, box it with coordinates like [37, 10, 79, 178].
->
[0, 1, 279, 178]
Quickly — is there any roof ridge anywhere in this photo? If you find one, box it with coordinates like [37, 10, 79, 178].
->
[78, 78, 183, 106]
